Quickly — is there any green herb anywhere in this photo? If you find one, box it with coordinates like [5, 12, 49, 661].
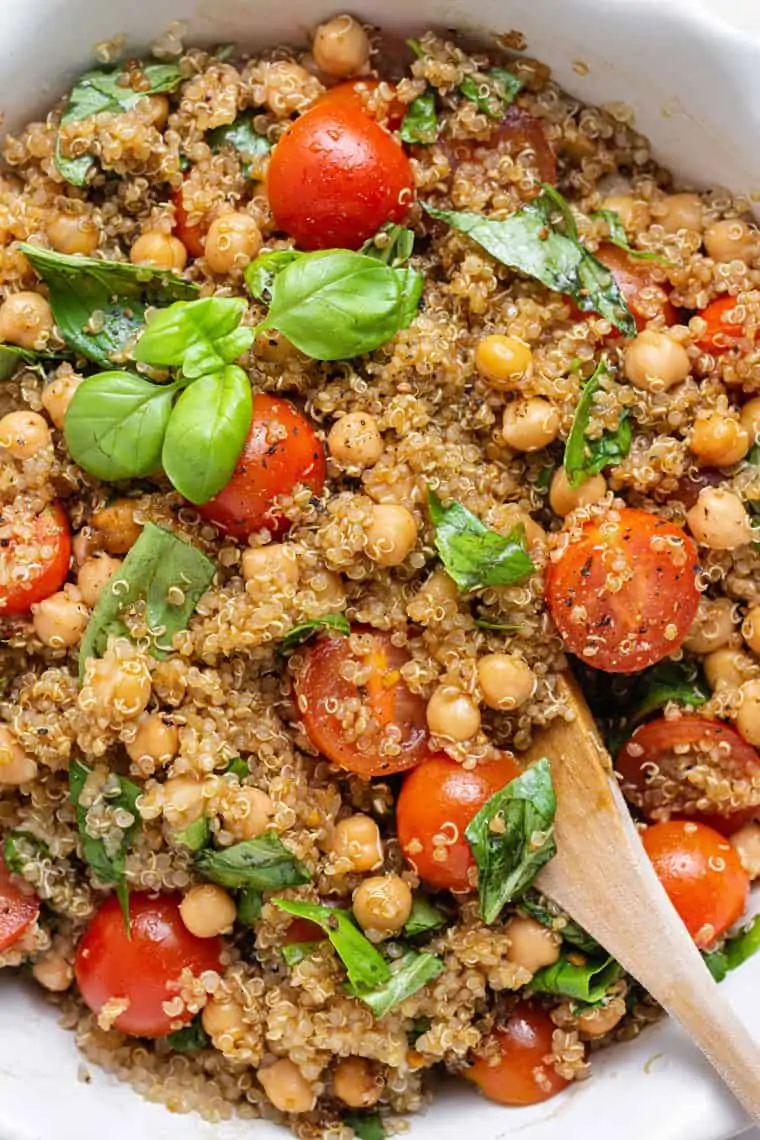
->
[272, 899, 390, 992]
[535, 465, 555, 493]
[165, 1016, 210, 1052]
[591, 209, 660, 261]
[473, 617, 521, 632]
[207, 111, 271, 176]
[399, 89, 438, 145]
[172, 815, 210, 852]
[237, 886, 263, 926]
[3, 831, 48, 874]
[79, 522, 216, 675]
[428, 488, 535, 592]
[56, 63, 183, 185]
[460, 67, 522, 119]
[465, 758, 556, 925]
[20, 244, 197, 368]
[282, 941, 321, 967]
[196, 835, 310, 891]
[530, 954, 621, 1003]
[226, 757, 249, 780]
[133, 296, 254, 379]
[564, 360, 632, 488]
[349, 949, 444, 1018]
[245, 249, 302, 304]
[628, 659, 709, 724]
[519, 895, 603, 956]
[404, 895, 446, 938]
[0, 344, 63, 381]
[279, 613, 350, 654]
[424, 189, 636, 337]
[360, 224, 416, 268]
[345, 1113, 386, 1140]
[703, 916, 760, 982]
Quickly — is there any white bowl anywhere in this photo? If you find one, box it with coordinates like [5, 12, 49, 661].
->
[1, 1, 760, 1138]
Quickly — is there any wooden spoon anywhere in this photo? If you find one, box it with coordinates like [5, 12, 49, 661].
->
[522, 672, 760, 1122]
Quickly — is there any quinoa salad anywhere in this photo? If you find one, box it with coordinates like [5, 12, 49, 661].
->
[1, 14, 760, 1137]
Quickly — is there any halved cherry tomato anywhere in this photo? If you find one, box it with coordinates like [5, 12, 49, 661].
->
[267, 100, 414, 250]
[439, 106, 556, 187]
[641, 819, 749, 948]
[318, 79, 405, 129]
[197, 393, 325, 541]
[172, 186, 206, 259]
[296, 627, 429, 777]
[468, 1003, 570, 1106]
[75, 893, 222, 1038]
[0, 857, 39, 952]
[0, 501, 71, 616]
[694, 296, 751, 355]
[545, 507, 700, 673]
[397, 753, 520, 891]
[593, 244, 677, 330]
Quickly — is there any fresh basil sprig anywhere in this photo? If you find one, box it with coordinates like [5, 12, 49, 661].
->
[703, 915, 760, 982]
[428, 488, 535, 592]
[279, 613, 350, 655]
[3, 830, 49, 874]
[196, 835, 310, 891]
[404, 895, 446, 938]
[133, 296, 254, 379]
[460, 67, 522, 119]
[591, 209, 661, 262]
[400, 89, 439, 145]
[345, 1112, 386, 1140]
[165, 1015, 210, 1052]
[627, 659, 709, 724]
[530, 954, 621, 1003]
[564, 360, 632, 488]
[207, 111, 271, 177]
[348, 948, 444, 1018]
[273, 899, 390, 992]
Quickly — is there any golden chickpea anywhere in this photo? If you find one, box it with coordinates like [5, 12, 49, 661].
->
[126, 713, 179, 766]
[475, 335, 533, 389]
[32, 589, 89, 649]
[499, 504, 547, 549]
[163, 776, 206, 831]
[736, 679, 760, 746]
[683, 596, 736, 654]
[333, 1057, 382, 1108]
[46, 212, 100, 256]
[224, 786, 274, 841]
[255, 328, 299, 363]
[202, 996, 246, 1040]
[41, 373, 83, 430]
[477, 653, 535, 711]
[0, 410, 50, 459]
[686, 487, 752, 550]
[704, 218, 757, 264]
[87, 656, 152, 720]
[577, 996, 627, 1038]
[32, 950, 74, 992]
[502, 397, 560, 452]
[505, 916, 562, 972]
[76, 554, 121, 608]
[740, 397, 760, 446]
[365, 503, 418, 566]
[180, 883, 237, 938]
[690, 412, 750, 467]
[91, 499, 143, 554]
[242, 543, 299, 589]
[703, 648, 757, 693]
[313, 14, 370, 77]
[0, 291, 53, 350]
[624, 330, 690, 391]
[332, 814, 384, 872]
[328, 412, 383, 467]
[130, 231, 188, 271]
[730, 822, 760, 880]
[655, 193, 703, 234]
[426, 684, 481, 741]
[743, 605, 760, 655]
[0, 724, 37, 785]
[353, 873, 413, 934]
[204, 213, 262, 275]
[138, 93, 170, 129]
[259, 1059, 316, 1114]
[549, 467, 607, 517]
[599, 194, 639, 230]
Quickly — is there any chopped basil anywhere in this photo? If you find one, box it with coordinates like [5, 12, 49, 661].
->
[172, 815, 210, 852]
[703, 915, 760, 982]
[237, 886, 263, 926]
[519, 894, 603, 956]
[3, 830, 48, 874]
[360, 224, 416, 268]
[564, 360, 632, 488]
[282, 941, 321, 967]
[399, 89, 438, 145]
[530, 954, 621, 1003]
[428, 488, 535, 592]
[245, 249, 302, 304]
[79, 523, 216, 675]
[196, 835, 310, 891]
[404, 895, 446, 938]
[207, 111, 271, 176]
[465, 758, 557, 925]
[0, 344, 63, 381]
[591, 209, 660, 262]
[473, 617, 521, 632]
[628, 658, 709, 724]
[165, 1015, 210, 1052]
[345, 1113, 386, 1140]
[226, 757, 249, 780]
[279, 613, 350, 655]
[133, 296, 254, 379]
[272, 899, 390, 992]
[349, 949, 444, 1018]
[460, 67, 522, 119]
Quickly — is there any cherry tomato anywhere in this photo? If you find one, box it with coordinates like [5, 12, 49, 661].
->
[694, 296, 750, 355]
[397, 753, 521, 891]
[318, 79, 405, 129]
[267, 100, 414, 251]
[75, 893, 223, 1038]
[296, 626, 430, 777]
[197, 393, 325, 541]
[0, 501, 71, 616]
[468, 1003, 570, 1106]
[0, 857, 39, 952]
[545, 507, 700, 673]
[172, 186, 206, 259]
[641, 820, 749, 948]
[593, 244, 677, 330]
[439, 106, 556, 187]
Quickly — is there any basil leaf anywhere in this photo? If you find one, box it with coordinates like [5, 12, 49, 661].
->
[473, 617, 521, 632]
[460, 67, 522, 119]
[279, 613, 350, 655]
[564, 360, 632, 488]
[172, 815, 210, 852]
[628, 658, 709, 723]
[165, 1016, 210, 1052]
[79, 522, 216, 674]
[424, 190, 636, 337]
[196, 834, 311, 891]
[350, 949, 444, 1018]
[0, 344, 62, 381]
[345, 1113, 386, 1140]
[207, 110, 271, 176]
[3, 830, 48, 874]
[245, 249, 302, 304]
[64, 371, 178, 482]
[133, 297, 254, 379]
[161, 365, 252, 504]
[20, 244, 197, 367]
[703, 947, 729, 982]
[404, 895, 446, 938]
[428, 488, 535, 592]
[396, 267, 425, 329]
[591, 209, 660, 262]
[465, 757, 557, 925]
[226, 758, 249, 780]
[237, 886, 263, 926]
[282, 941, 321, 967]
[530, 954, 621, 1003]
[272, 899, 390, 991]
[360, 224, 416, 268]
[400, 89, 438, 145]
[519, 894, 603, 956]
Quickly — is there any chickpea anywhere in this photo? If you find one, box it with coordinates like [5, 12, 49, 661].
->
[32, 950, 74, 992]
[86, 656, 152, 720]
[740, 397, 760, 445]
[730, 822, 760, 880]
[328, 412, 383, 468]
[332, 814, 383, 872]
[686, 487, 752, 550]
[163, 775, 206, 831]
[41, 373, 83, 430]
[138, 93, 170, 129]
[0, 724, 37, 785]
[76, 554, 121, 607]
[0, 291, 53, 350]
[683, 596, 736, 655]
[624, 330, 690, 391]
[743, 605, 760, 656]
[655, 193, 703, 234]
[0, 411, 50, 459]
[130, 231, 188, 271]
[126, 713, 179, 767]
[365, 503, 418, 566]
[502, 397, 560, 452]
[255, 328, 299, 363]
[180, 883, 237, 938]
[313, 14, 370, 78]
[352, 873, 413, 934]
[224, 786, 274, 841]
[690, 412, 750, 467]
[259, 1059, 316, 1114]
[202, 996, 246, 1041]
[703, 648, 757, 693]
[475, 334, 533, 389]
[737, 679, 760, 746]
[32, 589, 89, 649]
[499, 504, 547, 549]
[91, 499, 143, 554]
[242, 543, 299, 590]
[333, 1057, 382, 1109]
[477, 653, 535, 711]
[599, 194, 638, 230]
[204, 213, 262, 275]
[549, 467, 607, 517]
[426, 684, 481, 741]
[72, 529, 98, 566]
[505, 916, 562, 972]
[704, 218, 757, 264]
[46, 211, 100, 256]
[577, 996, 627, 1038]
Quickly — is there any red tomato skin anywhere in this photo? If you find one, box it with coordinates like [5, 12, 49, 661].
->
[545, 508, 700, 674]
[0, 501, 71, 616]
[318, 80, 405, 129]
[695, 296, 748, 355]
[267, 102, 414, 251]
[197, 393, 325, 541]
[75, 893, 222, 1038]
[172, 187, 206, 259]
[397, 753, 520, 891]
[468, 1003, 570, 1106]
[593, 244, 677, 330]
[0, 857, 39, 952]
[439, 106, 556, 188]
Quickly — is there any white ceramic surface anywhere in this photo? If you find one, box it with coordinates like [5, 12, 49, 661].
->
[1, 1, 760, 1138]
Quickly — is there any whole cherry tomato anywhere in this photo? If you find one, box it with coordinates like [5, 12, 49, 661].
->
[468, 1002, 570, 1106]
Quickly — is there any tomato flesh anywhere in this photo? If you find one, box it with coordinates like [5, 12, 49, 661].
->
[397, 753, 520, 891]
[0, 501, 71, 616]
[172, 186, 206, 259]
[642, 820, 749, 948]
[468, 1003, 570, 1106]
[695, 296, 750, 355]
[197, 393, 325, 541]
[545, 507, 700, 673]
[296, 627, 430, 777]
[439, 106, 556, 187]
[0, 857, 39, 952]
[593, 244, 677, 330]
[75, 893, 222, 1038]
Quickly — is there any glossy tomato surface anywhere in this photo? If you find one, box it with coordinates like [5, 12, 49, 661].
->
[545, 508, 700, 673]
[593, 244, 677, 330]
[694, 296, 750, 355]
[0, 857, 39, 952]
[0, 501, 71, 616]
[468, 1003, 570, 1106]
[75, 893, 223, 1038]
[197, 393, 325, 541]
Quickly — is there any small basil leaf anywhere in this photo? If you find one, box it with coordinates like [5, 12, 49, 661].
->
[207, 111, 271, 176]
[164, 1015, 210, 1052]
[196, 835, 311, 891]
[282, 941, 322, 967]
[399, 89, 438, 145]
[360, 224, 416, 268]
[172, 815, 210, 852]
[564, 360, 632, 488]
[0, 344, 63, 381]
[279, 613, 350, 655]
[465, 757, 557, 925]
[459, 67, 522, 119]
[428, 488, 535, 592]
[349, 949, 444, 1018]
[591, 209, 661, 262]
[161, 365, 252, 504]
[237, 886, 263, 926]
[226, 758, 249, 780]
[345, 1113, 386, 1140]
[530, 954, 622, 1003]
[245, 249, 302, 304]
[628, 658, 709, 723]
[519, 894, 603, 956]
[133, 297, 253, 378]
[3, 830, 49, 874]
[404, 895, 446, 938]
[272, 899, 390, 992]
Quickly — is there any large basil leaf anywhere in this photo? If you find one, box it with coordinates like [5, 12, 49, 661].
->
[133, 296, 254, 379]
[399, 89, 438, 145]
[428, 488, 535, 591]
[207, 111, 272, 177]
[460, 67, 522, 119]
[272, 899, 390, 992]
[349, 949, 444, 1018]
[530, 954, 621, 1003]
[703, 915, 760, 982]
[279, 613, 350, 655]
[564, 360, 632, 488]
[195, 834, 310, 891]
